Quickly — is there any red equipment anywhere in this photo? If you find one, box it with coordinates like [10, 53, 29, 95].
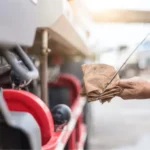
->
[2, 74, 87, 150]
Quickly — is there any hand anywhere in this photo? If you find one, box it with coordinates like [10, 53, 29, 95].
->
[118, 77, 150, 99]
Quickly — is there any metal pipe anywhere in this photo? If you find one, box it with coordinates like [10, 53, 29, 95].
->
[40, 30, 50, 106]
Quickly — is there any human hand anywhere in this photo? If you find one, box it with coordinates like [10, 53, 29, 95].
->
[118, 77, 150, 99]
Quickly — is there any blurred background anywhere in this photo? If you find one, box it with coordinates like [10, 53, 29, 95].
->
[71, 0, 150, 149]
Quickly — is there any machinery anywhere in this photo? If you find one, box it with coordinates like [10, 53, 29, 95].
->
[0, 0, 92, 149]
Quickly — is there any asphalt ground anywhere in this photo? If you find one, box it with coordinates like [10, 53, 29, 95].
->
[88, 97, 150, 150]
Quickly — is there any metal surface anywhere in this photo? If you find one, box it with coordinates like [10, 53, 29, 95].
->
[0, 0, 37, 47]
[1, 46, 39, 81]
[29, 0, 91, 58]
[37, 0, 62, 28]
[104, 33, 150, 89]
[40, 30, 49, 106]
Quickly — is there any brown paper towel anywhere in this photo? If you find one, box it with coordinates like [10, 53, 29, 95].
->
[81, 64, 123, 103]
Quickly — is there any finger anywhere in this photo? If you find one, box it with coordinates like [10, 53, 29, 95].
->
[118, 79, 133, 88]
[119, 89, 134, 99]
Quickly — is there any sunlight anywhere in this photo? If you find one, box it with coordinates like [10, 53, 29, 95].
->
[85, 0, 148, 12]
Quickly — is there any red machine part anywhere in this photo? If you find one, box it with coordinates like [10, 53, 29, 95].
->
[2, 74, 87, 150]
[51, 55, 63, 65]
[49, 74, 81, 105]
[42, 97, 86, 150]
[48, 74, 87, 150]
[3, 90, 54, 145]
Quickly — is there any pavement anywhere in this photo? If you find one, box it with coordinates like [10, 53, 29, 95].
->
[88, 97, 150, 150]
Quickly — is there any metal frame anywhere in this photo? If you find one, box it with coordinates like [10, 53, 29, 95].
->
[48, 74, 87, 150]
[37, 30, 87, 149]
[40, 30, 50, 105]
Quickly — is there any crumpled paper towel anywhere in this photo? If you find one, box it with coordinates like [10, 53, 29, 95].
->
[81, 64, 123, 103]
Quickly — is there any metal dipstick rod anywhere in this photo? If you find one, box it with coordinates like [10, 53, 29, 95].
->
[104, 33, 150, 89]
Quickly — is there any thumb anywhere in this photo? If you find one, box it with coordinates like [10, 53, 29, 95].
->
[118, 79, 133, 88]
[119, 88, 132, 99]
